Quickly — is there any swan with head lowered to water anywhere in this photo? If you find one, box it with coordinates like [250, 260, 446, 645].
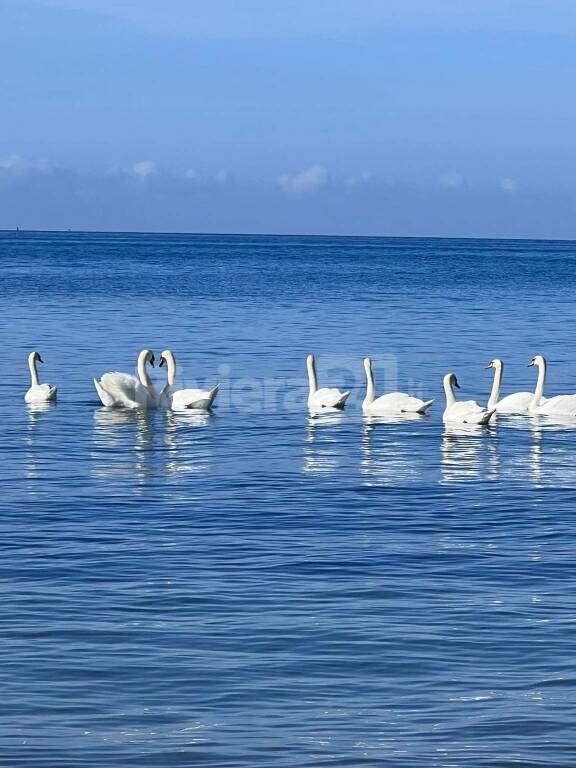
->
[443, 372, 495, 425]
[25, 351, 57, 403]
[362, 357, 433, 415]
[527, 355, 576, 417]
[485, 358, 534, 413]
[94, 349, 159, 409]
[159, 350, 219, 411]
[306, 354, 350, 411]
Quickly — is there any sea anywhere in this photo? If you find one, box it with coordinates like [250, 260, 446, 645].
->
[1, 231, 576, 767]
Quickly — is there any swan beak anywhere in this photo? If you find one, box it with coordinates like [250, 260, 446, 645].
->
[149, 356, 155, 368]
[159, 357, 165, 368]
[454, 379, 460, 389]
[485, 363, 493, 369]
[37, 355, 44, 364]
[528, 361, 535, 367]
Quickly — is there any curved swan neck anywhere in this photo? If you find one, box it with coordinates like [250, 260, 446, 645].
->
[363, 358, 375, 407]
[28, 353, 40, 387]
[163, 351, 177, 387]
[443, 375, 457, 407]
[137, 350, 153, 388]
[488, 361, 503, 410]
[306, 355, 317, 395]
[532, 358, 547, 408]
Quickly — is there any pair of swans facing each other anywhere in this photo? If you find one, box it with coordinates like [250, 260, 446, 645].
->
[306, 354, 434, 415]
[487, 356, 576, 417]
[94, 349, 219, 412]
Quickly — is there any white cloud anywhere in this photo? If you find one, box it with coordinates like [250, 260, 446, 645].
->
[438, 171, 465, 190]
[132, 160, 157, 180]
[500, 177, 520, 193]
[0, 153, 54, 174]
[279, 164, 329, 197]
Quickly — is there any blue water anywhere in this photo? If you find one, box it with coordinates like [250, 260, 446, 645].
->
[2, 231, 576, 767]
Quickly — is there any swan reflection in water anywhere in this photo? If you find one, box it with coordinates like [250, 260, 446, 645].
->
[92, 407, 155, 485]
[25, 401, 57, 482]
[303, 410, 347, 475]
[163, 410, 213, 476]
[92, 407, 213, 484]
[509, 414, 576, 487]
[361, 414, 424, 486]
[441, 422, 499, 484]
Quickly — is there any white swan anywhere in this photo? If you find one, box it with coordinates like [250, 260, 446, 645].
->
[486, 359, 533, 413]
[306, 354, 350, 411]
[24, 351, 57, 403]
[443, 372, 495, 425]
[159, 350, 219, 411]
[94, 349, 159, 409]
[528, 355, 576, 417]
[362, 357, 433, 415]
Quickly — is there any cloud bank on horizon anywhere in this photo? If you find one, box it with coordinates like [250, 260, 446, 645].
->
[1, 0, 575, 237]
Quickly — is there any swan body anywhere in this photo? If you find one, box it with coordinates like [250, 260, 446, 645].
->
[24, 351, 57, 403]
[528, 356, 576, 417]
[443, 372, 495, 425]
[362, 357, 433, 414]
[94, 349, 158, 409]
[306, 354, 350, 411]
[159, 350, 219, 411]
[486, 358, 533, 413]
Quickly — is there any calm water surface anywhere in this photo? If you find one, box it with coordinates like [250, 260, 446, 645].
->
[1, 232, 576, 766]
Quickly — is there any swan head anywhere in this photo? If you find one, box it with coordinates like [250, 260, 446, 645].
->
[528, 355, 546, 369]
[138, 349, 155, 368]
[443, 372, 460, 389]
[159, 350, 174, 368]
[28, 351, 44, 365]
[485, 358, 502, 370]
[363, 357, 372, 371]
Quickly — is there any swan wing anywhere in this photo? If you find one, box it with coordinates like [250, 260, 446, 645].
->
[94, 377, 117, 406]
[25, 383, 57, 403]
[309, 388, 350, 410]
[98, 372, 143, 408]
[445, 400, 494, 424]
[171, 385, 219, 411]
[367, 392, 433, 414]
[494, 391, 533, 413]
[536, 394, 576, 417]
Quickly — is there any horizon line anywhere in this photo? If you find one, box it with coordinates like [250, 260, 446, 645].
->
[0, 227, 574, 245]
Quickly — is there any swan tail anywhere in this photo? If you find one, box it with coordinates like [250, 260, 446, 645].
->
[480, 409, 496, 426]
[183, 385, 220, 411]
[334, 391, 351, 410]
[206, 384, 220, 408]
[417, 399, 434, 414]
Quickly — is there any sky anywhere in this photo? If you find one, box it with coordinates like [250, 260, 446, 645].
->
[1, 0, 576, 237]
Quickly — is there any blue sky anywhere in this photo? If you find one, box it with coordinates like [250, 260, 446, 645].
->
[1, 0, 576, 237]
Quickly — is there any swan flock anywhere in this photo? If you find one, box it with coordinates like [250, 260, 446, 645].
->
[24, 350, 576, 422]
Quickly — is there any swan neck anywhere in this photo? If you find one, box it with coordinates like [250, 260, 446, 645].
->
[137, 352, 152, 388]
[532, 360, 546, 408]
[28, 355, 40, 387]
[307, 357, 317, 395]
[363, 361, 375, 407]
[165, 352, 176, 387]
[488, 364, 502, 410]
[444, 377, 456, 407]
